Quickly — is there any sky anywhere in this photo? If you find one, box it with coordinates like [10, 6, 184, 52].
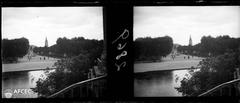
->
[2, 7, 103, 47]
[134, 6, 240, 45]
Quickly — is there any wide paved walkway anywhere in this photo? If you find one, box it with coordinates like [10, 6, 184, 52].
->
[2, 55, 58, 72]
[134, 54, 203, 73]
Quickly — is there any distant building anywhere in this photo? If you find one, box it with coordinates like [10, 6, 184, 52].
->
[189, 35, 192, 46]
[45, 37, 48, 47]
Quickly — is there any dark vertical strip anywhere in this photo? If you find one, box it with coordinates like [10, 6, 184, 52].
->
[103, 3, 133, 97]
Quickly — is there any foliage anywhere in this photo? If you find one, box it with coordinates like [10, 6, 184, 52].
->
[175, 51, 240, 96]
[134, 36, 173, 61]
[31, 37, 104, 97]
[178, 35, 240, 57]
[2, 37, 29, 62]
[200, 35, 240, 56]
[33, 37, 103, 60]
[32, 54, 92, 97]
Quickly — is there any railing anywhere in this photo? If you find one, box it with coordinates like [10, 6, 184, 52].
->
[198, 79, 240, 96]
[48, 74, 107, 98]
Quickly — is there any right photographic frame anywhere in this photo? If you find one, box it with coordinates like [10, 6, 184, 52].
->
[134, 6, 240, 97]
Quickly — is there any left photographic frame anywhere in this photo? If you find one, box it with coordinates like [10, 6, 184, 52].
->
[2, 7, 107, 98]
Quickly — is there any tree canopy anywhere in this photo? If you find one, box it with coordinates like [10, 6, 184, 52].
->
[134, 36, 173, 61]
[2, 37, 29, 62]
[178, 35, 240, 57]
[175, 51, 240, 96]
[32, 54, 93, 97]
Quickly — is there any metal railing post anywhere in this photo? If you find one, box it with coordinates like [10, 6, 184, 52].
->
[220, 88, 222, 96]
[70, 88, 74, 97]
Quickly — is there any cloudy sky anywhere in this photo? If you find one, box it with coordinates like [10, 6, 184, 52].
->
[134, 6, 240, 45]
[2, 7, 103, 47]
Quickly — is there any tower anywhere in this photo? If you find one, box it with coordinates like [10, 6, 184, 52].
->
[189, 35, 192, 46]
[45, 37, 48, 47]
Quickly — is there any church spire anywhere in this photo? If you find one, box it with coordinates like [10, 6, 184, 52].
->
[189, 35, 192, 46]
[45, 37, 48, 47]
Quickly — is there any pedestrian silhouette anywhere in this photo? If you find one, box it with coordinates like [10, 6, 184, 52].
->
[40, 57, 41, 60]
[44, 57, 46, 60]
[184, 56, 185, 59]
[188, 56, 190, 59]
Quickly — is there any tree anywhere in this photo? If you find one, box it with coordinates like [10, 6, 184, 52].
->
[134, 36, 173, 61]
[175, 51, 240, 96]
[2, 37, 29, 62]
[32, 54, 93, 97]
[197, 35, 240, 57]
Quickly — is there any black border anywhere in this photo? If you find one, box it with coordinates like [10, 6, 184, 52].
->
[1, 0, 240, 102]
[1, 0, 240, 7]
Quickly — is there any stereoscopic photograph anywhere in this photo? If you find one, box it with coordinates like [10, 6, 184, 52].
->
[134, 6, 240, 97]
[2, 7, 106, 98]
[2, 2, 240, 101]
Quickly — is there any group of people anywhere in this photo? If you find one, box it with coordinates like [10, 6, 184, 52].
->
[170, 53, 195, 60]
[171, 54, 176, 60]
[27, 55, 32, 61]
[184, 55, 194, 59]
[39, 56, 49, 60]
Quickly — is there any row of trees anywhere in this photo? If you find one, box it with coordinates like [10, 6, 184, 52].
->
[176, 35, 240, 96]
[134, 36, 173, 61]
[34, 37, 103, 61]
[178, 35, 240, 57]
[2, 37, 29, 63]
